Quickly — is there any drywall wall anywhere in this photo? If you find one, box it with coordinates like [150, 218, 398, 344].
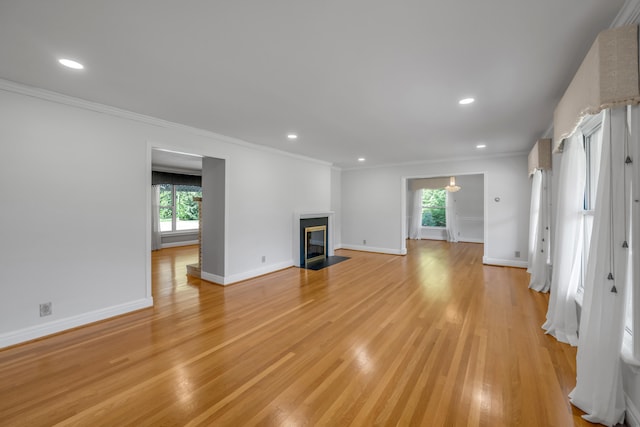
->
[161, 232, 198, 248]
[331, 167, 342, 248]
[454, 174, 484, 242]
[342, 155, 529, 265]
[201, 157, 226, 279]
[0, 86, 331, 347]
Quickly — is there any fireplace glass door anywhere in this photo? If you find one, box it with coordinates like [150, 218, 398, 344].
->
[305, 225, 327, 264]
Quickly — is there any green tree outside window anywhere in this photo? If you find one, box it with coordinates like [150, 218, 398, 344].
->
[422, 189, 446, 227]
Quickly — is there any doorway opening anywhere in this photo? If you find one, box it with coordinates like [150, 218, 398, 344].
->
[403, 173, 486, 254]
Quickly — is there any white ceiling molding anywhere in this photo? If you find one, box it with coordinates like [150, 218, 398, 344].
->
[611, 0, 640, 26]
[0, 79, 333, 168]
[340, 150, 529, 171]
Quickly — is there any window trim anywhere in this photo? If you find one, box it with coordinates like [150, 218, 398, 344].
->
[159, 183, 201, 234]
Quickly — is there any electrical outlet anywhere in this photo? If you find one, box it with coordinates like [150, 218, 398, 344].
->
[363, 239, 367, 245]
[515, 251, 521, 258]
[40, 302, 52, 317]
[261, 255, 266, 263]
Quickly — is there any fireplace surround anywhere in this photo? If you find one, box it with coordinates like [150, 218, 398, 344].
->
[293, 211, 335, 267]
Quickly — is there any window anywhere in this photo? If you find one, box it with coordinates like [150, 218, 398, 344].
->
[577, 124, 603, 303]
[159, 184, 202, 232]
[421, 189, 446, 227]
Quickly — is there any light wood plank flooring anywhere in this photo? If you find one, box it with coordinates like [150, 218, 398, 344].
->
[0, 240, 591, 426]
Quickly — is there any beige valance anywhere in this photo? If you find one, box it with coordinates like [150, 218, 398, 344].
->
[409, 177, 449, 191]
[553, 24, 640, 152]
[528, 139, 552, 176]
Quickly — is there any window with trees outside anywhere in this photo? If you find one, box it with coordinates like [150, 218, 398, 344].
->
[159, 184, 202, 232]
[422, 189, 446, 227]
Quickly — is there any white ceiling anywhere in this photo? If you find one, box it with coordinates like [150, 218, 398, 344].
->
[0, 1, 627, 168]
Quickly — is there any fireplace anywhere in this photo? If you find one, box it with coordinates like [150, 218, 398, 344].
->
[295, 213, 333, 267]
[304, 225, 327, 264]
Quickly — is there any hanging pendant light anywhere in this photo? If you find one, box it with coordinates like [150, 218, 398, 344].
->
[445, 176, 461, 192]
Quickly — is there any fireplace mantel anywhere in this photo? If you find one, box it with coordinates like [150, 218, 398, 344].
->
[293, 211, 335, 267]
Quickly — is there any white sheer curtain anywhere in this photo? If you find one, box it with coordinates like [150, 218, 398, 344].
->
[445, 192, 458, 242]
[570, 107, 638, 426]
[408, 189, 422, 240]
[151, 185, 162, 251]
[528, 170, 550, 292]
[542, 131, 585, 346]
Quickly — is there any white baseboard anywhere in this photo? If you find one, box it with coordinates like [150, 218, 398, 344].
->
[201, 260, 294, 286]
[483, 257, 528, 269]
[0, 298, 153, 349]
[200, 271, 226, 285]
[334, 243, 343, 250]
[458, 237, 484, 243]
[341, 244, 406, 255]
[626, 394, 640, 427]
[161, 240, 199, 248]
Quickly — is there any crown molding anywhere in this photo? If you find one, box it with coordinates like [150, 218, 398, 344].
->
[0, 78, 333, 168]
[340, 150, 529, 171]
[611, 0, 640, 27]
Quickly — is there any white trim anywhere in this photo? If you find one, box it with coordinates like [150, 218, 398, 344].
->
[626, 394, 640, 427]
[161, 240, 199, 249]
[400, 178, 407, 254]
[201, 260, 293, 286]
[201, 271, 227, 285]
[0, 298, 153, 349]
[146, 144, 153, 300]
[482, 257, 528, 268]
[225, 261, 294, 285]
[0, 79, 331, 167]
[341, 244, 407, 255]
[458, 237, 484, 244]
[343, 151, 528, 171]
[611, 0, 640, 27]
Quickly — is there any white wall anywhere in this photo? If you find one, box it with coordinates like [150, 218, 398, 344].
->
[341, 154, 529, 265]
[201, 156, 226, 279]
[0, 87, 332, 347]
[331, 167, 342, 248]
[160, 232, 199, 248]
[454, 174, 484, 242]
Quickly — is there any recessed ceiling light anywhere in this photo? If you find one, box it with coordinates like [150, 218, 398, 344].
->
[476, 144, 487, 149]
[287, 134, 298, 140]
[459, 97, 475, 105]
[357, 157, 366, 162]
[58, 58, 84, 70]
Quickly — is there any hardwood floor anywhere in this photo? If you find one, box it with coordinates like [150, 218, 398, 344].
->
[0, 240, 592, 426]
